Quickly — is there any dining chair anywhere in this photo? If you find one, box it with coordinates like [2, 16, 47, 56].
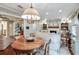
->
[32, 43, 46, 55]
[0, 35, 14, 50]
[33, 39, 51, 55]
[44, 39, 51, 55]
[36, 32, 51, 43]
[49, 33, 61, 55]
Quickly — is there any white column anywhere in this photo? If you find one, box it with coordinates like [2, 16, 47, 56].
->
[13, 22, 15, 35]
[6, 21, 9, 37]
[24, 20, 31, 38]
[24, 20, 27, 38]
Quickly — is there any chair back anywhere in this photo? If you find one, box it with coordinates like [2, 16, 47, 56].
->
[44, 39, 51, 55]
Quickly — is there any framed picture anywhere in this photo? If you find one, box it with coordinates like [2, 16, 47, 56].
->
[43, 24, 47, 30]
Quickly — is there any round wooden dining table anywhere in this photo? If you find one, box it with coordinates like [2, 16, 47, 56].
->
[11, 36, 45, 55]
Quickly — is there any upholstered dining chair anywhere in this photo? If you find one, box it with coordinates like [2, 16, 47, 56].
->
[44, 39, 51, 55]
[9, 36, 16, 43]
[33, 39, 51, 55]
[36, 32, 51, 43]
[49, 33, 61, 55]
[0, 35, 14, 50]
[33, 32, 52, 55]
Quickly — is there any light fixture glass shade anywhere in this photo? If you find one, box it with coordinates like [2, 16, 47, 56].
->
[21, 5, 40, 20]
[23, 8, 39, 15]
[21, 15, 40, 20]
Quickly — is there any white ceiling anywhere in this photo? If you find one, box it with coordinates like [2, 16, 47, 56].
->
[0, 3, 79, 20]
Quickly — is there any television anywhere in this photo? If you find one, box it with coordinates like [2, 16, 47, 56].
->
[26, 26, 29, 29]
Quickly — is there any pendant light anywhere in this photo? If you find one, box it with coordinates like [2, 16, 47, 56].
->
[21, 3, 40, 22]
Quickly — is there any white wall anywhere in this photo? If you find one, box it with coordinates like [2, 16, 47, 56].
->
[24, 20, 35, 38]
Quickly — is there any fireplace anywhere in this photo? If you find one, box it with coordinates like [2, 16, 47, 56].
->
[50, 30, 57, 33]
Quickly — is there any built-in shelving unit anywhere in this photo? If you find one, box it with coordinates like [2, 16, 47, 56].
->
[61, 23, 69, 46]
[61, 23, 68, 30]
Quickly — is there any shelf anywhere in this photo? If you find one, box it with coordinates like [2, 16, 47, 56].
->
[61, 23, 68, 30]
[48, 26, 59, 28]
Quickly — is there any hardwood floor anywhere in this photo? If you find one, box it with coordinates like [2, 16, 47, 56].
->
[0, 45, 16, 55]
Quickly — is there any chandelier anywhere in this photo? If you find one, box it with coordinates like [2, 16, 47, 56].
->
[21, 4, 40, 23]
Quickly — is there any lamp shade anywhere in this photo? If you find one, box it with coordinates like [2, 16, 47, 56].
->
[23, 8, 39, 15]
[21, 4, 40, 20]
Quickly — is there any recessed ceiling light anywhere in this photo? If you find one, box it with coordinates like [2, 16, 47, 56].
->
[58, 9, 62, 13]
[46, 12, 48, 15]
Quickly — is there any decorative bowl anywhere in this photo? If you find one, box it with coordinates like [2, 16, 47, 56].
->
[26, 37, 35, 42]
